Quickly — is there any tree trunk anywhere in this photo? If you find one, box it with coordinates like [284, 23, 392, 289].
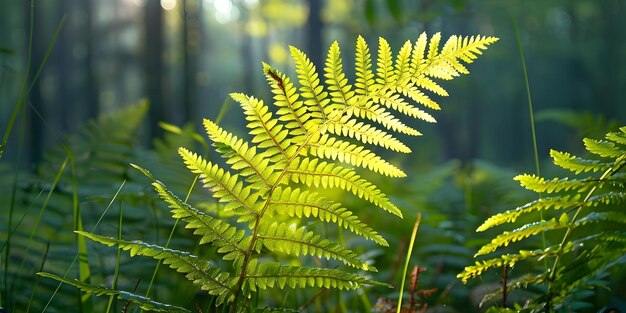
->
[144, 0, 165, 139]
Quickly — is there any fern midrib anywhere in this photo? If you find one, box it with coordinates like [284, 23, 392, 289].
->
[256, 234, 356, 264]
[215, 177, 260, 218]
[273, 77, 308, 134]
[249, 104, 290, 160]
[172, 254, 236, 294]
[187, 213, 246, 255]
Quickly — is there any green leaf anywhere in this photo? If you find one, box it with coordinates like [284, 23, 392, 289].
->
[37, 272, 191, 312]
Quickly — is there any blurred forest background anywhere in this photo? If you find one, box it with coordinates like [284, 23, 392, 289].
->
[1, 0, 626, 312]
[1, 0, 625, 169]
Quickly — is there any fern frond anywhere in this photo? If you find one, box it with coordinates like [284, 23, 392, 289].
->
[395, 85, 440, 111]
[77, 231, 236, 305]
[575, 211, 626, 226]
[245, 262, 391, 292]
[327, 117, 411, 153]
[459, 242, 575, 283]
[257, 222, 376, 271]
[376, 37, 396, 86]
[414, 75, 448, 97]
[464, 126, 626, 310]
[424, 34, 498, 80]
[231, 93, 297, 160]
[149, 179, 247, 261]
[269, 187, 388, 246]
[584, 138, 623, 158]
[37, 273, 191, 313]
[475, 218, 565, 257]
[308, 134, 406, 177]
[179, 147, 261, 221]
[324, 41, 355, 114]
[204, 118, 278, 189]
[355, 36, 375, 96]
[394, 40, 413, 84]
[606, 127, 626, 145]
[515, 174, 594, 194]
[263, 63, 310, 136]
[477, 195, 581, 231]
[551, 149, 613, 174]
[287, 157, 402, 217]
[347, 103, 421, 136]
[290, 46, 328, 122]
[373, 90, 436, 121]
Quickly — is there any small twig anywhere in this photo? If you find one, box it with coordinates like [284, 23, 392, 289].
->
[298, 288, 329, 311]
[502, 264, 508, 308]
[122, 279, 141, 313]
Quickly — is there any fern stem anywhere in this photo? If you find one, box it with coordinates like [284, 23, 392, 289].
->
[546, 156, 626, 310]
[396, 212, 422, 313]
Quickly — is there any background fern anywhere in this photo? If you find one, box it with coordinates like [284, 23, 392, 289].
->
[0, 102, 213, 312]
[39, 33, 497, 312]
[459, 126, 626, 312]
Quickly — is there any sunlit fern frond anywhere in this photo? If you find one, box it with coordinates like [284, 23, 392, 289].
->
[460, 126, 626, 311]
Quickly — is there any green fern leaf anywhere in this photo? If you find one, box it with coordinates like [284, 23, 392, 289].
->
[269, 187, 388, 246]
[290, 46, 328, 122]
[327, 117, 411, 153]
[606, 127, 626, 145]
[308, 134, 406, 177]
[373, 90, 437, 121]
[263, 63, 310, 136]
[347, 103, 421, 136]
[179, 147, 261, 221]
[257, 222, 376, 271]
[37, 273, 191, 312]
[551, 149, 613, 174]
[77, 231, 236, 305]
[575, 211, 626, 226]
[477, 195, 581, 231]
[475, 218, 565, 257]
[287, 157, 402, 217]
[204, 118, 279, 188]
[355, 35, 375, 96]
[459, 242, 575, 283]
[376, 37, 396, 86]
[584, 138, 623, 158]
[324, 41, 355, 114]
[231, 93, 297, 160]
[394, 40, 413, 83]
[149, 179, 247, 261]
[245, 262, 390, 292]
[515, 174, 594, 193]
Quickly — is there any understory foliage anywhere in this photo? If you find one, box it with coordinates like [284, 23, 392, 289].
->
[0, 102, 205, 312]
[43, 33, 497, 312]
[459, 127, 626, 312]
